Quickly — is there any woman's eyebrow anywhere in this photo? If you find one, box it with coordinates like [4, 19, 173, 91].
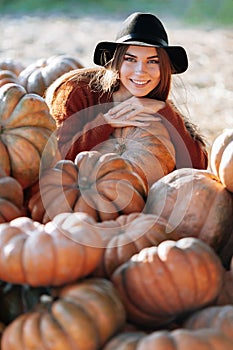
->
[125, 52, 159, 59]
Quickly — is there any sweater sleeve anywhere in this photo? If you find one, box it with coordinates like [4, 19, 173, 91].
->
[50, 81, 114, 160]
[157, 101, 208, 169]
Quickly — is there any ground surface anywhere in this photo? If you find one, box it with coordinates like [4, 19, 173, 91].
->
[0, 14, 232, 156]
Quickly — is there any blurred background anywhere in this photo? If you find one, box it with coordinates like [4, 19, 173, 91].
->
[0, 0, 232, 153]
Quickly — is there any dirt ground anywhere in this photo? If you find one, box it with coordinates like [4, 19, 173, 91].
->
[0, 14, 232, 155]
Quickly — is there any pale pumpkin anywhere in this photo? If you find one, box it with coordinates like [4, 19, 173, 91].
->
[29, 151, 147, 223]
[111, 237, 224, 328]
[1, 278, 126, 350]
[19, 54, 84, 96]
[0, 83, 58, 188]
[0, 70, 20, 87]
[0, 213, 103, 286]
[0, 58, 24, 76]
[210, 128, 233, 192]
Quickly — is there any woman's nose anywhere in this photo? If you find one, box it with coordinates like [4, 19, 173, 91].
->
[135, 61, 146, 73]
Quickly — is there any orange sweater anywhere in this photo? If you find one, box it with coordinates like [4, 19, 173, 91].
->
[47, 75, 208, 169]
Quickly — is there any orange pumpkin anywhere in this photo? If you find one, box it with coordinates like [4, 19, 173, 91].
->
[104, 328, 233, 350]
[210, 129, 233, 192]
[1, 278, 126, 350]
[19, 54, 84, 96]
[144, 168, 233, 265]
[96, 120, 176, 189]
[0, 83, 58, 188]
[183, 304, 233, 341]
[94, 212, 180, 277]
[111, 237, 224, 328]
[0, 169, 25, 223]
[0, 213, 103, 287]
[28, 151, 147, 223]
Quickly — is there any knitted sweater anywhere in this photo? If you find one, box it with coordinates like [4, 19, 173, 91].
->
[47, 71, 208, 169]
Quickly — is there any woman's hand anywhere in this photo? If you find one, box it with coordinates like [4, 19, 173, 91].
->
[104, 96, 165, 128]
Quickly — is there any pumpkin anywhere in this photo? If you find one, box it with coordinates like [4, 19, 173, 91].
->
[144, 168, 233, 266]
[0, 83, 58, 188]
[104, 329, 233, 350]
[28, 151, 147, 223]
[95, 120, 176, 189]
[0, 58, 24, 76]
[94, 212, 180, 277]
[0, 213, 103, 286]
[0, 169, 25, 223]
[210, 128, 233, 192]
[1, 278, 126, 350]
[19, 54, 84, 96]
[111, 237, 224, 328]
[0, 70, 20, 87]
[183, 304, 233, 341]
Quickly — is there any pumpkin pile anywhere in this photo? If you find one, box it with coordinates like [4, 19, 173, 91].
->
[0, 57, 232, 349]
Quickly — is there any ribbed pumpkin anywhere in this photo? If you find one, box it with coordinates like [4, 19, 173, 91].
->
[183, 304, 233, 341]
[19, 54, 84, 96]
[0, 70, 20, 87]
[94, 212, 180, 277]
[210, 128, 233, 193]
[28, 150, 147, 223]
[104, 329, 233, 350]
[0, 213, 103, 287]
[0, 83, 57, 188]
[0, 58, 24, 76]
[111, 237, 224, 328]
[0, 168, 25, 222]
[96, 120, 176, 189]
[144, 168, 233, 265]
[1, 278, 126, 350]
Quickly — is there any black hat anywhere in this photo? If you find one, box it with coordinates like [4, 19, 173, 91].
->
[93, 12, 188, 74]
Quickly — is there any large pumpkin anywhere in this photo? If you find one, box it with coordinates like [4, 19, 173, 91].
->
[19, 54, 84, 96]
[210, 128, 233, 192]
[96, 120, 176, 189]
[0, 213, 103, 287]
[0, 83, 57, 188]
[28, 150, 147, 223]
[144, 168, 233, 266]
[1, 278, 126, 350]
[94, 212, 180, 277]
[111, 237, 224, 328]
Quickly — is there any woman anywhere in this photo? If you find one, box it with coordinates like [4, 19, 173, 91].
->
[46, 12, 208, 169]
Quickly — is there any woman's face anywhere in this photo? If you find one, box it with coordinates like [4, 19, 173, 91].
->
[118, 45, 161, 97]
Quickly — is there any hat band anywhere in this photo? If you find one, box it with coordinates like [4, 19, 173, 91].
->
[116, 34, 168, 47]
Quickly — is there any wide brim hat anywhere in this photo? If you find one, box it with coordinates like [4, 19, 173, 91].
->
[93, 12, 188, 74]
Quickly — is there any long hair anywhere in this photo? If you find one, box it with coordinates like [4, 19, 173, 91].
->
[92, 44, 173, 101]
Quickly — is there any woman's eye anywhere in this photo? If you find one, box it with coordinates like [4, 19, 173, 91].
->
[124, 56, 135, 62]
[148, 59, 159, 64]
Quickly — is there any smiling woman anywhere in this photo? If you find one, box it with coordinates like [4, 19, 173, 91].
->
[45, 12, 208, 175]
